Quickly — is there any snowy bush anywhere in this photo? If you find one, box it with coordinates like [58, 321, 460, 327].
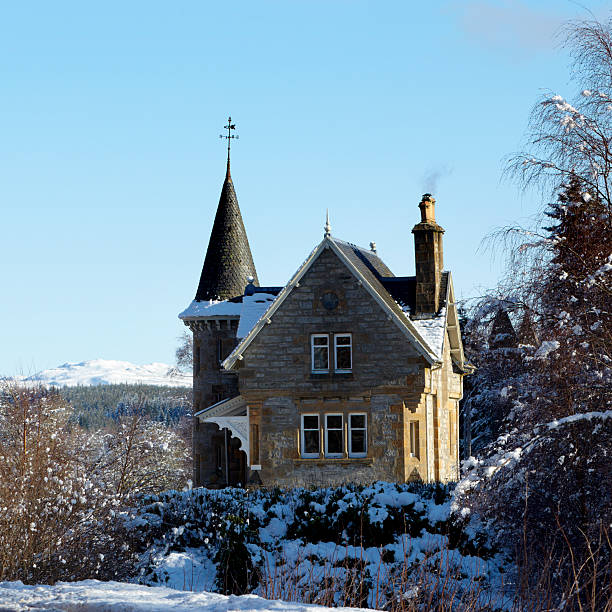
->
[0, 383, 190, 584]
[127, 482, 501, 608]
[0, 384, 134, 583]
[91, 411, 189, 496]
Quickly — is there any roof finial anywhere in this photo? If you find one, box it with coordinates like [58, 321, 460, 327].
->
[324, 209, 331, 238]
[219, 116, 238, 177]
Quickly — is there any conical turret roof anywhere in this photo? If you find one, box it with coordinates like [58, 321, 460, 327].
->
[195, 162, 259, 301]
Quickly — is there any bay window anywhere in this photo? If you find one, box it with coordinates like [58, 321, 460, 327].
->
[300, 411, 368, 460]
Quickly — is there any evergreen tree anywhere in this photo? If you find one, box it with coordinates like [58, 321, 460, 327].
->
[459, 19, 612, 605]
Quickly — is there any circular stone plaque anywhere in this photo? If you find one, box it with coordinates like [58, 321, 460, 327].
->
[321, 291, 339, 310]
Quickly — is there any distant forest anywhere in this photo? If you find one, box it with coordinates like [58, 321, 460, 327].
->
[57, 384, 192, 429]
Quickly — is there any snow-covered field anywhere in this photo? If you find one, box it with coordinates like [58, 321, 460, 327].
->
[14, 359, 191, 388]
[0, 580, 369, 611]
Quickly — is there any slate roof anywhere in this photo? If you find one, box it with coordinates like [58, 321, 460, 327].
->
[380, 277, 417, 313]
[195, 165, 259, 301]
[333, 240, 447, 319]
[333, 240, 394, 278]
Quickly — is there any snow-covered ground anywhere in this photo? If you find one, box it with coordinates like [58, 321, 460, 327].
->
[15, 359, 191, 388]
[0, 580, 369, 611]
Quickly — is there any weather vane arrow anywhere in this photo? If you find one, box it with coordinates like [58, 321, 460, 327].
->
[219, 116, 239, 172]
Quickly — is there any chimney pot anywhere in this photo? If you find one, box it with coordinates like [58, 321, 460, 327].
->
[419, 193, 436, 224]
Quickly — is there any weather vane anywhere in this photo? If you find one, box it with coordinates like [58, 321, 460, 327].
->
[219, 116, 238, 166]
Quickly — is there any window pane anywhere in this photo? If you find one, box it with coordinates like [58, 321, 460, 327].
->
[351, 414, 365, 429]
[313, 347, 328, 370]
[304, 430, 320, 454]
[410, 422, 420, 458]
[327, 415, 342, 429]
[327, 429, 343, 454]
[351, 430, 366, 453]
[336, 347, 351, 370]
[336, 335, 351, 346]
[303, 415, 318, 430]
[313, 336, 328, 346]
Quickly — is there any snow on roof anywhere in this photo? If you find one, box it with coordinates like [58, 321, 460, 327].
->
[236, 292, 278, 339]
[178, 299, 242, 320]
[405, 307, 447, 359]
[178, 294, 278, 341]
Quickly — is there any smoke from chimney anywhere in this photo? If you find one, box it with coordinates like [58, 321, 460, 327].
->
[422, 164, 453, 193]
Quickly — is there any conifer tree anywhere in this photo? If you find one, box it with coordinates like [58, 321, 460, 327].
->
[459, 20, 612, 603]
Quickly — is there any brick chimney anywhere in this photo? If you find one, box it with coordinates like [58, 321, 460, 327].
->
[412, 194, 445, 317]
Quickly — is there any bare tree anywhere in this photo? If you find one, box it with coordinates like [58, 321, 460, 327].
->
[167, 330, 192, 377]
[508, 19, 612, 213]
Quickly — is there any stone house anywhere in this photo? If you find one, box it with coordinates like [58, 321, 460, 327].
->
[179, 157, 470, 488]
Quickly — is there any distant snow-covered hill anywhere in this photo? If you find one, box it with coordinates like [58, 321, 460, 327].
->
[24, 359, 191, 388]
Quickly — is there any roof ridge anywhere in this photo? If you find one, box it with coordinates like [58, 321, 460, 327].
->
[331, 237, 382, 257]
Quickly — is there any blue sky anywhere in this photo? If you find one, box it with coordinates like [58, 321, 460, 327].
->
[0, 0, 608, 375]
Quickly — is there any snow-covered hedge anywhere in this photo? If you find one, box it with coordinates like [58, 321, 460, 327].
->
[124, 482, 501, 608]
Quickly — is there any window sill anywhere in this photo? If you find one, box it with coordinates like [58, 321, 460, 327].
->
[309, 372, 354, 381]
[294, 457, 374, 465]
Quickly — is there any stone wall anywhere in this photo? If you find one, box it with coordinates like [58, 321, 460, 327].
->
[238, 248, 424, 394]
[191, 318, 240, 486]
[424, 330, 462, 482]
[251, 394, 410, 487]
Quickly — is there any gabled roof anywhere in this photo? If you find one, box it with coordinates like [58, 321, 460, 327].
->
[194, 164, 259, 301]
[223, 236, 448, 370]
[442, 277, 470, 372]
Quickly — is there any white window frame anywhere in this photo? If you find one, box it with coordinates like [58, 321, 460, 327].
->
[301, 413, 320, 458]
[325, 413, 344, 458]
[311, 334, 330, 373]
[410, 421, 420, 459]
[348, 412, 367, 458]
[334, 333, 352, 373]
